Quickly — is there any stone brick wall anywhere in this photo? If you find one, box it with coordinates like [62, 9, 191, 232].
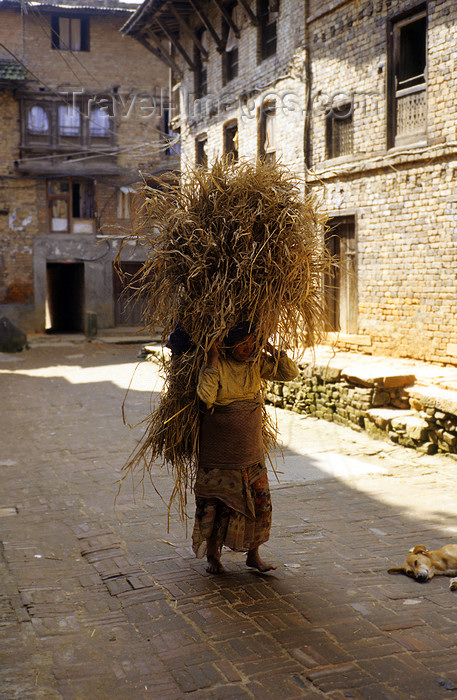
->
[177, 0, 306, 172]
[266, 364, 457, 456]
[144, 346, 457, 457]
[0, 4, 172, 331]
[0, 7, 169, 172]
[306, 0, 457, 364]
[173, 0, 457, 365]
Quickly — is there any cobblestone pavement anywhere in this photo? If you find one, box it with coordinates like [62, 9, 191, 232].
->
[1, 340, 457, 699]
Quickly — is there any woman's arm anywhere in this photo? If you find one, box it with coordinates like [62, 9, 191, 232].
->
[196, 340, 221, 407]
[260, 343, 299, 382]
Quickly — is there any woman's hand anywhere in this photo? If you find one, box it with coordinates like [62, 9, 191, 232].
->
[264, 342, 284, 359]
[207, 339, 221, 367]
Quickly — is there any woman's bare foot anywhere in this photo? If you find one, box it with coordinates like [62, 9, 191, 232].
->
[246, 547, 277, 572]
[206, 554, 225, 574]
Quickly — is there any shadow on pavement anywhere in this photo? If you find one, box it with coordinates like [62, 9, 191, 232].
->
[1, 343, 457, 698]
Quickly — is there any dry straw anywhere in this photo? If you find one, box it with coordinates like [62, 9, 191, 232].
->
[117, 157, 329, 519]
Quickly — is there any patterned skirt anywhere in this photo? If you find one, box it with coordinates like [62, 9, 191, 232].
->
[192, 463, 272, 557]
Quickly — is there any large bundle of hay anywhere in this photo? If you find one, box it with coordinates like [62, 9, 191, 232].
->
[119, 158, 328, 516]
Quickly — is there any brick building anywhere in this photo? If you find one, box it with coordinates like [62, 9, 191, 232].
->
[124, 0, 457, 365]
[0, 0, 176, 333]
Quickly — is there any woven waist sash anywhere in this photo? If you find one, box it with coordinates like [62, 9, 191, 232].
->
[198, 397, 264, 470]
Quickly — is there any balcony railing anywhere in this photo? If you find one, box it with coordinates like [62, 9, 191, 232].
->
[395, 84, 426, 145]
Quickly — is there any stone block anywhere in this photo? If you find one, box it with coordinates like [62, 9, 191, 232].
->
[316, 365, 342, 383]
[442, 431, 457, 448]
[410, 398, 423, 411]
[0, 317, 27, 353]
[407, 386, 457, 417]
[372, 389, 390, 407]
[404, 416, 430, 442]
[438, 440, 451, 452]
[342, 366, 415, 389]
[417, 442, 438, 455]
[366, 408, 413, 431]
[282, 386, 293, 400]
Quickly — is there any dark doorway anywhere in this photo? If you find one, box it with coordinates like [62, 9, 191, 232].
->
[324, 217, 358, 333]
[113, 262, 146, 326]
[46, 262, 85, 332]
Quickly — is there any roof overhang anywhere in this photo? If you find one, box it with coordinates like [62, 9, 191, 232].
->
[121, 0, 258, 76]
[0, 59, 28, 84]
[1, 0, 135, 16]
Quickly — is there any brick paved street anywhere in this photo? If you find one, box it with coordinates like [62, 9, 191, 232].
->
[1, 339, 457, 699]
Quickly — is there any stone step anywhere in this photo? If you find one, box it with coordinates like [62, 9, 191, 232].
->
[365, 408, 414, 431]
[340, 365, 415, 389]
[406, 384, 457, 416]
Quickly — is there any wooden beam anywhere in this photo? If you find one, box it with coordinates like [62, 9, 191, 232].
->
[168, 4, 209, 59]
[137, 33, 183, 78]
[238, 0, 259, 26]
[155, 16, 197, 70]
[188, 0, 224, 50]
[210, 0, 240, 37]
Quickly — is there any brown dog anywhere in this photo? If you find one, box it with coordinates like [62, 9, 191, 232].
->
[388, 544, 457, 590]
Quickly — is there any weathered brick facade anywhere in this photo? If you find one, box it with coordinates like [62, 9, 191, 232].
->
[126, 0, 457, 364]
[0, 0, 175, 332]
[307, 0, 457, 364]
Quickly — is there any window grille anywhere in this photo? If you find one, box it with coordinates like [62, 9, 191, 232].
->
[396, 89, 426, 138]
[326, 105, 353, 159]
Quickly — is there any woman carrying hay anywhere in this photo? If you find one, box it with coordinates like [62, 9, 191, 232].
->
[190, 321, 299, 574]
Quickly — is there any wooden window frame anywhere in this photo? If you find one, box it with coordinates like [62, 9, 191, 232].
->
[21, 97, 114, 152]
[258, 102, 276, 163]
[196, 133, 208, 168]
[51, 14, 90, 52]
[387, 5, 427, 149]
[258, 0, 278, 62]
[222, 2, 239, 85]
[224, 120, 238, 161]
[47, 177, 94, 233]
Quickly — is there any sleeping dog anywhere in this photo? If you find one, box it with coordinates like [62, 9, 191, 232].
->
[388, 544, 457, 590]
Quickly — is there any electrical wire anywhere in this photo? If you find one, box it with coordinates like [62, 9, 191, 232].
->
[3, 10, 179, 175]
[0, 42, 169, 147]
[15, 134, 180, 167]
[0, 41, 120, 141]
[30, 6, 100, 91]
[28, 3, 107, 89]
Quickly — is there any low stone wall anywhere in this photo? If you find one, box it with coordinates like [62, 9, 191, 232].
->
[145, 346, 457, 458]
[265, 363, 457, 457]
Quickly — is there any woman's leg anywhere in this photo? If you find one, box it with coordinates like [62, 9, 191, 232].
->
[206, 528, 224, 574]
[193, 495, 226, 573]
[245, 470, 276, 571]
[246, 545, 276, 572]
